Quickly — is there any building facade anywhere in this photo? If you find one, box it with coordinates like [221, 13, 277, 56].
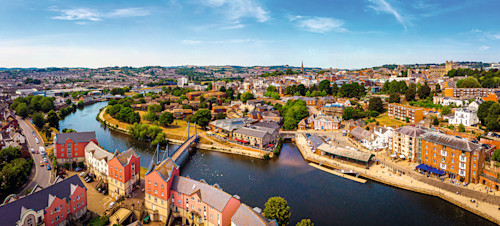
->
[84, 141, 114, 181]
[444, 88, 500, 98]
[389, 126, 426, 162]
[448, 108, 479, 127]
[54, 132, 97, 165]
[388, 103, 424, 123]
[108, 148, 141, 199]
[145, 158, 180, 223]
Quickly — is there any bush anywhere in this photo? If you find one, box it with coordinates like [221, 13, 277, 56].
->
[89, 216, 109, 226]
[78, 162, 84, 168]
[64, 162, 70, 169]
[263, 153, 270, 160]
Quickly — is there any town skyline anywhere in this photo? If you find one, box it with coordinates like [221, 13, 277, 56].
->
[1, 0, 499, 68]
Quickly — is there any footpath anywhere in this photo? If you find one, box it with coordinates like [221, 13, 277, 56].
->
[295, 134, 500, 224]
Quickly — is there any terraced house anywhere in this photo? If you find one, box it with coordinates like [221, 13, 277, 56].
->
[55, 132, 97, 166]
[84, 141, 114, 181]
[108, 148, 141, 199]
[0, 175, 87, 226]
[144, 158, 180, 223]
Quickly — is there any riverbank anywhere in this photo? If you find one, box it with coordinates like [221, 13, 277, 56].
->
[97, 105, 266, 159]
[295, 134, 500, 225]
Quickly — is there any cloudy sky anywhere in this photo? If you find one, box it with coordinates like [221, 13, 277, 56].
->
[0, 0, 499, 69]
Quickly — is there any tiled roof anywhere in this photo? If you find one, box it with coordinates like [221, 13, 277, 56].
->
[85, 141, 114, 161]
[55, 131, 96, 144]
[209, 118, 256, 132]
[421, 133, 481, 152]
[234, 127, 269, 139]
[395, 126, 426, 138]
[0, 175, 86, 226]
[171, 176, 232, 212]
[231, 204, 272, 226]
[350, 127, 373, 141]
[317, 143, 374, 162]
[115, 148, 139, 166]
[148, 158, 179, 182]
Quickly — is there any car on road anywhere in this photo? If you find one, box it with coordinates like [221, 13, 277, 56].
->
[35, 138, 39, 144]
[30, 148, 35, 153]
[40, 161, 44, 166]
[44, 158, 48, 163]
[46, 164, 51, 170]
[75, 167, 83, 172]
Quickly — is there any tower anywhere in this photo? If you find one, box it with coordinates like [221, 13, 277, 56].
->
[301, 61, 304, 74]
[445, 61, 453, 73]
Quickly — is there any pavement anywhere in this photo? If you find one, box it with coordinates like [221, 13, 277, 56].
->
[17, 116, 54, 194]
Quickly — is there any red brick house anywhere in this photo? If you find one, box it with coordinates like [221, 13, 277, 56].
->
[108, 148, 141, 200]
[55, 132, 97, 165]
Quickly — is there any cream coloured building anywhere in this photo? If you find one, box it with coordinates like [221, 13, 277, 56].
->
[389, 126, 426, 162]
[84, 141, 114, 181]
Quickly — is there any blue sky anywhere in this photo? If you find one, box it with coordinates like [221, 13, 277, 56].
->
[0, 0, 499, 69]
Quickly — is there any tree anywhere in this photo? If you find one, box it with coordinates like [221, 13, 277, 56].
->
[492, 149, 500, 162]
[267, 85, 277, 93]
[192, 109, 212, 128]
[485, 103, 500, 131]
[405, 84, 416, 101]
[225, 87, 235, 100]
[478, 101, 496, 125]
[207, 82, 213, 91]
[318, 80, 330, 93]
[159, 112, 174, 127]
[15, 103, 29, 118]
[46, 110, 60, 128]
[368, 97, 384, 113]
[263, 197, 291, 226]
[441, 106, 452, 116]
[147, 104, 162, 113]
[338, 83, 365, 98]
[297, 84, 306, 96]
[41, 98, 55, 112]
[343, 107, 354, 120]
[458, 124, 466, 132]
[432, 116, 439, 126]
[143, 111, 158, 122]
[296, 219, 314, 226]
[32, 112, 45, 128]
[240, 92, 255, 103]
[435, 83, 441, 93]
[0, 146, 21, 163]
[417, 82, 431, 99]
[457, 77, 481, 88]
[219, 86, 226, 92]
[216, 113, 226, 120]
[389, 93, 400, 103]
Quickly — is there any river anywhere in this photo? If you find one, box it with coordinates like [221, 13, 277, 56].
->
[59, 102, 494, 225]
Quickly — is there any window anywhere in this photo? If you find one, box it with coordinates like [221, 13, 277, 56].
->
[433, 160, 436, 164]
[67, 142, 72, 158]
[161, 192, 164, 197]
[161, 184, 163, 189]
[425, 150, 428, 154]
[148, 180, 151, 184]
[452, 153, 455, 157]
[154, 190, 157, 194]
[154, 182, 157, 186]
[148, 187, 151, 192]
[178, 200, 181, 204]
[77, 195, 80, 200]
[473, 171, 476, 175]
[192, 197, 195, 201]
[425, 157, 428, 161]
[27, 218, 33, 226]
[120, 169, 122, 173]
[198, 199, 201, 204]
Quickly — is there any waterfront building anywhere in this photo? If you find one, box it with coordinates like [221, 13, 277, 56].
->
[421, 133, 485, 183]
[387, 103, 424, 123]
[312, 115, 341, 130]
[479, 169, 500, 191]
[209, 118, 256, 138]
[54, 132, 97, 166]
[0, 175, 87, 226]
[231, 204, 277, 226]
[84, 141, 114, 181]
[232, 126, 278, 149]
[145, 158, 180, 223]
[389, 126, 426, 162]
[108, 148, 141, 199]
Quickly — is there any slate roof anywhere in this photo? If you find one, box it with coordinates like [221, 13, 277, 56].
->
[233, 127, 269, 139]
[350, 127, 373, 141]
[85, 141, 114, 161]
[55, 131, 96, 144]
[146, 158, 179, 182]
[171, 176, 232, 212]
[0, 175, 86, 226]
[253, 121, 281, 130]
[308, 135, 325, 147]
[421, 133, 481, 152]
[394, 126, 426, 138]
[231, 204, 273, 226]
[210, 118, 256, 132]
[115, 148, 140, 166]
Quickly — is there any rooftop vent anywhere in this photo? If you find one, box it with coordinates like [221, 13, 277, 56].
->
[253, 207, 262, 214]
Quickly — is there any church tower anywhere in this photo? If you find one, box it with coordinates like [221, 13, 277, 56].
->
[301, 61, 304, 74]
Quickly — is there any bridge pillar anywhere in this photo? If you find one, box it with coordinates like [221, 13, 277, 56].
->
[194, 122, 197, 136]
[187, 122, 190, 138]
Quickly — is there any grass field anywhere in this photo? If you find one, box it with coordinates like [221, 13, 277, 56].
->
[375, 114, 408, 128]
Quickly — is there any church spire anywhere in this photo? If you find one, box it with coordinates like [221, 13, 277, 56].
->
[301, 61, 304, 74]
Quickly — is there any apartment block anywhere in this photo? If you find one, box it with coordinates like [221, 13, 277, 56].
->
[387, 104, 424, 123]
[443, 88, 500, 98]
[389, 126, 426, 162]
[108, 148, 141, 199]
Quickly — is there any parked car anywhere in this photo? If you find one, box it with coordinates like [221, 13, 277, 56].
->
[40, 161, 44, 167]
[46, 164, 51, 170]
[108, 202, 115, 209]
[75, 167, 83, 172]
[30, 148, 35, 153]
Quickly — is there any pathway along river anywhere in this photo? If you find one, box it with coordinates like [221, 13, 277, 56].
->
[60, 102, 494, 225]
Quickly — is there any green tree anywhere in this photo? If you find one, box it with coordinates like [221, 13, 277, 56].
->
[458, 124, 466, 132]
[263, 197, 291, 226]
[405, 84, 417, 101]
[296, 219, 314, 226]
[192, 109, 212, 128]
[207, 82, 213, 91]
[417, 82, 431, 99]
[15, 103, 29, 118]
[41, 98, 55, 112]
[478, 101, 495, 125]
[441, 106, 452, 116]
[485, 103, 500, 131]
[492, 149, 500, 162]
[225, 87, 235, 100]
[32, 112, 45, 128]
[432, 116, 439, 126]
[343, 107, 354, 120]
[240, 92, 255, 103]
[368, 97, 384, 113]
[318, 80, 330, 93]
[159, 112, 174, 127]
[216, 113, 226, 120]
[147, 104, 162, 113]
[457, 77, 481, 88]
[142, 111, 158, 122]
[389, 93, 400, 103]
[267, 85, 277, 93]
[46, 110, 60, 128]
[0, 146, 21, 163]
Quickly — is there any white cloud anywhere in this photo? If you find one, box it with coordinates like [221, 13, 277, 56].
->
[292, 16, 347, 33]
[201, 0, 270, 23]
[220, 24, 245, 30]
[51, 8, 101, 21]
[367, 0, 410, 30]
[479, 45, 490, 51]
[50, 7, 149, 23]
[181, 40, 204, 45]
[106, 8, 150, 18]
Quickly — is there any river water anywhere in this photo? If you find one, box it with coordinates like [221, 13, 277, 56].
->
[59, 102, 494, 225]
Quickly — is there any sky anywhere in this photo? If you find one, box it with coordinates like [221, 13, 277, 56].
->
[0, 0, 499, 69]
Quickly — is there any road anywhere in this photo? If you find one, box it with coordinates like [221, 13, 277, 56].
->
[17, 116, 53, 193]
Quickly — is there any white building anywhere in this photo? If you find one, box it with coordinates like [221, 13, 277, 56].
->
[448, 108, 479, 127]
[84, 141, 114, 180]
[433, 96, 468, 107]
[372, 126, 394, 149]
[178, 77, 188, 88]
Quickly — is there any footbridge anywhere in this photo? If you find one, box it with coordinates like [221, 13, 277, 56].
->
[149, 122, 199, 168]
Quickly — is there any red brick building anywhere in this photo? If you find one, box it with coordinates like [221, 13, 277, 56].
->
[108, 148, 141, 199]
[55, 132, 97, 165]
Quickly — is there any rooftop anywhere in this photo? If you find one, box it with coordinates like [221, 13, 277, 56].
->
[171, 176, 232, 212]
[55, 131, 96, 144]
[421, 132, 481, 152]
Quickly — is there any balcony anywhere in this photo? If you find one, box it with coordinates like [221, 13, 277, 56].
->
[459, 163, 466, 170]
[441, 151, 447, 157]
[459, 155, 467, 162]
